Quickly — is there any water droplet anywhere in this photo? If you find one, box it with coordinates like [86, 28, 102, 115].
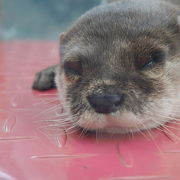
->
[116, 143, 134, 168]
[53, 134, 67, 148]
[11, 94, 22, 107]
[55, 104, 64, 116]
[2, 115, 16, 133]
[38, 126, 67, 148]
[0, 110, 16, 134]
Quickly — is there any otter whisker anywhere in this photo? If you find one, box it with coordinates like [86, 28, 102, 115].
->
[135, 122, 151, 140]
[32, 104, 63, 119]
[96, 129, 99, 143]
[33, 98, 59, 106]
[41, 112, 78, 120]
[79, 126, 87, 138]
[151, 119, 180, 142]
[147, 128, 164, 154]
[135, 119, 164, 153]
[65, 124, 81, 134]
[155, 114, 180, 124]
[162, 124, 180, 131]
[155, 126, 180, 142]
[39, 99, 59, 105]
[39, 93, 58, 96]
[160, 126, 180, 142]
[40, 118, 72, 123]
[34, 111, 74, 122]
[39, 118, 80, 135]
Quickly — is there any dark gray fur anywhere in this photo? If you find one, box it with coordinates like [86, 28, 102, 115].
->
[33, 0, 180, 133]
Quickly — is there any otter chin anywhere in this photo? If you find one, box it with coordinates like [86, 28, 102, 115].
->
[33, 0, 180, 134]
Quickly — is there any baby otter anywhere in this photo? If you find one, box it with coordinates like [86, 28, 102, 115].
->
[33, 0, 180, 134]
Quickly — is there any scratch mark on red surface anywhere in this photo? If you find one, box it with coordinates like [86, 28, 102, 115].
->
[31, 153, 97, 159]
[0, 136, 35, 141]
[100, 175, 172, 180]
[164, 150, 180, 153]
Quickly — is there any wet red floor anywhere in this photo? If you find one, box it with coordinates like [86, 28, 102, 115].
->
[0, 41, 180, 180]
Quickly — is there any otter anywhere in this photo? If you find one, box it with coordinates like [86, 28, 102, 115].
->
[33, 0, 180, 134]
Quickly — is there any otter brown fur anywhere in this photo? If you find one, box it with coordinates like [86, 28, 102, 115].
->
[33, 0, 180, 134]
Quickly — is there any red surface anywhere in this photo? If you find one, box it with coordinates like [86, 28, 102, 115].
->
[0, 41, 180, 180]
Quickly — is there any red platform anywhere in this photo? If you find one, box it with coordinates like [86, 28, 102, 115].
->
[0, 41, 180, 180]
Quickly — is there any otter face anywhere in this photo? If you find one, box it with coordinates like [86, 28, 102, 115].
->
[55, 0, 180, 134]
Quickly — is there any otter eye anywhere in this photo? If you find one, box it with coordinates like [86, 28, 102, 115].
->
[63, 61, 82, 76]
[141, 50, 166, 70]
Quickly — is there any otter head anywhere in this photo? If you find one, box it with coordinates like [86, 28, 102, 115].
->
[56, 0, 180, 134]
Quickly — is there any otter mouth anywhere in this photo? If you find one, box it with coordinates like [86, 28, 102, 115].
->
[75, 114, 156, 134]
[77, 122, 157, 135]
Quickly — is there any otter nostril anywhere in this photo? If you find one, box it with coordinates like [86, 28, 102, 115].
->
[113, 95, 123, 106]
[87, 93, 123, 114]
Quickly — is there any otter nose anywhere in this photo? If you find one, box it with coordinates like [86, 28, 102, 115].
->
[87, 93, 123, 114]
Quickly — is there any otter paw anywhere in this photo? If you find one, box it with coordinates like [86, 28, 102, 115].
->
[32, 67, 56, 91]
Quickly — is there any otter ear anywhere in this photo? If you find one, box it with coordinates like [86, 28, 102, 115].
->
[101, 0, 115, 4]
[59, 32, 66, 58]
[59, 32, 66, 44]
[101, 0, 121, 4]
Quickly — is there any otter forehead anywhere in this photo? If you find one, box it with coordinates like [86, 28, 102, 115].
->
[62, 0, 180, 46]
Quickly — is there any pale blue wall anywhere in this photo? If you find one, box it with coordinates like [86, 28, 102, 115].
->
[0, 0, 99, 40]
